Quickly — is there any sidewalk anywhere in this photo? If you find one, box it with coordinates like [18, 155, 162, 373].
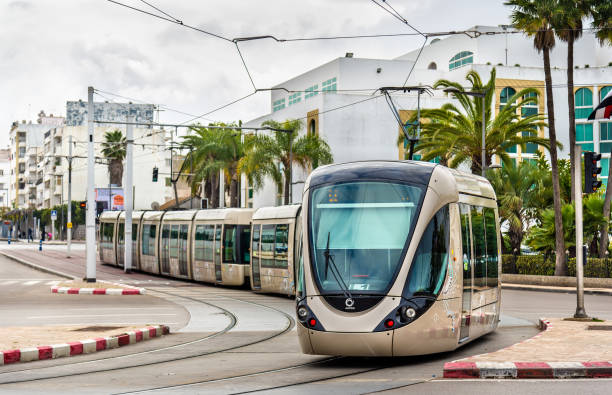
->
[444, 318, 612, 379]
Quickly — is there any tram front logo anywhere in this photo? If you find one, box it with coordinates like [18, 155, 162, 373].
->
[345, 298, 355, 310]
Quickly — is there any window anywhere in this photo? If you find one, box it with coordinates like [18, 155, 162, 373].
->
[170, 225, 179, 258]
[179, 224, 189, 275]
[428, 62, 437, 70]
[161, 225, 170, 271]
[575, 88, 593, 119]
[305, 85, 319, 99]
[19, 147, 26, 157]
[322, 77, 337, 92]
[500, 87, 516, 110]
[602, 158, 609, 186]
[405, 205, 450, 297]
[468, 206, 499, 291]
[309, 119, 316, 135]
[239, 226, 251, 264]
[600, 87, 612, 154]
[288, 92, 302, 106]
[203, 225, 214, 260]
[459, 204, 472, 292]
[223, 225, 236, 263]
[19, 163, 25, 173]
[214, 226, 222, 266]
[273, 98, 286, 112]
[252, 224, 261, 262]
[141, 224, 156, 256]
[165, 177, 172, 187]
[195, 225, 205, 261]
[449, 51, 473, 70]
[102, 223, 114, 249]
[576, 123, 594, 151]
[261, 225, 276, 268]
[484, 208, 499, 287]
[275, 224, 289, 269]
[0, 170, 4, 176]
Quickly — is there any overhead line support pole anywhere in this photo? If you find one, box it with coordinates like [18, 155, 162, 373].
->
[574, 145, 587, 318]
[67, 135, 72, 258]
[86, 87, 96, 282]
[124, 114, 133, 274]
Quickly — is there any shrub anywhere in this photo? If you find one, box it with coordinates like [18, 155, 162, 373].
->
[568, 258, 612, 278]
[502, 254, 517, 273]
[514, 63, 520, 67]
[515, 255, 555, 276]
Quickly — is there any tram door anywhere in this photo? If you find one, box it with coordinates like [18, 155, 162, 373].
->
[117, 223, 125, 267]
[251, 225, 261, 289]
[459, 204, 472, 342]
[214, 225, 222, 282]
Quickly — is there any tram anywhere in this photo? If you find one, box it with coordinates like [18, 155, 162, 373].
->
[97, 206, 296, 294]
[296, 160, 501, 356]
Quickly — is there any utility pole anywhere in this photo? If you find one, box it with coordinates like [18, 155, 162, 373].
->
[67, 135, 72, 258]
[190, 146, 193, 209]
[289, 135, 293, 204]
[574, 145, 587, 318]
[85, 86, 96, 282]
[124, 114, 133, 274]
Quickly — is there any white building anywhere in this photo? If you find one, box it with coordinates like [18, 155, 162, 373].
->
[244, 25, 612, 208]
[0, 149, 10, 208]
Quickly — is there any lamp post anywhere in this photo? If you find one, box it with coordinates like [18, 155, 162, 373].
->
[444, 88, 488, 176]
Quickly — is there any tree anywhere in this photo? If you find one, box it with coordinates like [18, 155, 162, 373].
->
[239, 119, 333, 205]
[408, 68, 550, 174]
[507, 0, 567, 276]
[488, 160, 541, 253]
[101, 129, 126, 187]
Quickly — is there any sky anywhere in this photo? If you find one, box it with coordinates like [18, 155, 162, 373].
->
[0, 0, 512, 146]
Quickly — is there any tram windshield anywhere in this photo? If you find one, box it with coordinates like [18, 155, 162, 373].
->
[309, 181, 423, 294]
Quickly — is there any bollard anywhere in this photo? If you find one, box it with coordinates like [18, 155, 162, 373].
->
[39, 239, 42, 251]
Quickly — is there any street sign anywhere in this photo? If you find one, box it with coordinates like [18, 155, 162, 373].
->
[67, 222, 72, 229]
[51, 210, 57, 221]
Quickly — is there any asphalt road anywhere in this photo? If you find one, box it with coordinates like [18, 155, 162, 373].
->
[1, 253, 611, 394]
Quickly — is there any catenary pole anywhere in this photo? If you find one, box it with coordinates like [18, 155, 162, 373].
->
[481, 95, 486, 177]
[124, 114, 133, 273]
[67, 135, 72, 258]
[86, 87, 96, 282]
[574, 145, 587, 318]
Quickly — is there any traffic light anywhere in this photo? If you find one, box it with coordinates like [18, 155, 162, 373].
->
[152, 166, 158, 182]
[584, 151, 602, 193]
[79, 201, 87, 209]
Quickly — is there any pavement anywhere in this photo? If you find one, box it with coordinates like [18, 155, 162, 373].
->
[2, 242, 612, 383]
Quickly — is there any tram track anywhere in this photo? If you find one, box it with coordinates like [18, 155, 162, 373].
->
[0, 284, 296, 386]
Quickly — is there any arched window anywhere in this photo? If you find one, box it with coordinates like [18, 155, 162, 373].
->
[449, 51, 473, 71]
[599, 87, 612, 157]
[575, 88, 593, 119]
[575, 88, 594, 151]
[428, 62, 437, 70]
[499, 87, 516, 108]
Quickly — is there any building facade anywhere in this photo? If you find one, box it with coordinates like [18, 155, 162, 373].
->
[243, 25, 612, 208]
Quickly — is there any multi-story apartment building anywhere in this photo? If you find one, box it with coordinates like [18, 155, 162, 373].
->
[243, 25, 612, 208]
[0, 149, 10, 208]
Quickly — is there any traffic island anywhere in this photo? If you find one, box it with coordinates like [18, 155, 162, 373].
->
[51, 280, 145, 295]
[0, 325, 169, 365]
[444, 318, 612, 379]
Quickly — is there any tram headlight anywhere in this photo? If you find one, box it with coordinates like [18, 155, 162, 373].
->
[297, 306, 308, 320]
[400, 306, 417, 321]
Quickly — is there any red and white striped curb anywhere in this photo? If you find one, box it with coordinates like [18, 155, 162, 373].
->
[51, 286, 145, 295]
[444, 319, 612, 379]
[0, 325, 169, 365]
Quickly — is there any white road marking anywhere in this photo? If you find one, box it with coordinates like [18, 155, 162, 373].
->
[0, 281, 18, 286]
[23, 280, 40, 285]
[46, 281, 61, 285]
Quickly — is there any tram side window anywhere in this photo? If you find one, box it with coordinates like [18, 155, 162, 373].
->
[471, 206, 486, 290]
[194, 225, 205, 260]
[214, 226, 222, 261]
[239, 226, 251, 264]
[170, 225, 179, 258]
[148, 225, 156, 255]
[142, 224, 156, 256]
[223, 225, 236, 264]
[260, 225, 276, 268]
[484, 208, 499, 287]
[459, 204, 472, 288]
[252, 225, 261, 261]
[118, 223, 125, 245]
[161, 225, 170, 254]
[203, 225, 214, 260]
[275, 224, 289, 269]
[102, 223, 114, 249]
[405, 205, 450, 297]
[179, 225, 189, 256]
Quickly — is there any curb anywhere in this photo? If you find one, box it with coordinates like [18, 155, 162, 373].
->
[0, 251, 75, 280]
[51, 286, 145, 295]
[0, 325, 170, 365]
[443, 319, 612, 379]
[501, 283, 612, 296]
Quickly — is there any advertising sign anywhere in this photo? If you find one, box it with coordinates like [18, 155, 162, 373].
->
[95, 187, 125, 211]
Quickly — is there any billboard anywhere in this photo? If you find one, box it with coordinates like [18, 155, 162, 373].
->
[95, 187, 124, 211]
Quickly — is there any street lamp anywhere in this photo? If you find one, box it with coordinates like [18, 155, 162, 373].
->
[444, 87, 488, 176]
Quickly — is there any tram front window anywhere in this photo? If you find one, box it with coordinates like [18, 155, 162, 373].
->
[310, 182, 423, 294]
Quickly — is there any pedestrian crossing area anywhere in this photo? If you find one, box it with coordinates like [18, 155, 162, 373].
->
[0, 279, 61, 287]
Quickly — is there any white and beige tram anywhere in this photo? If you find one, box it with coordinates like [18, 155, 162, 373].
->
[296, 160, 501, 356]
[97, 206, 296, 294]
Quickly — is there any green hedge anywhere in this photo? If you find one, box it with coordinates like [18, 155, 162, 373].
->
[502, 254, 612, 278]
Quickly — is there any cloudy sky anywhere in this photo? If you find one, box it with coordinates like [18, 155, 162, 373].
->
[1, 0, 511, 146]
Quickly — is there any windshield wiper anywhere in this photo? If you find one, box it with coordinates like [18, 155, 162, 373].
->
[323, 232, 353, 300]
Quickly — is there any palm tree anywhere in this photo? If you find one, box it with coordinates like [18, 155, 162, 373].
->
[407, 68, 550, 174]
[488, 160, 541, 253]
[239, 119, 333, 205]
[101, 129, 126, 187]
[555, 0, 590, 201]
[507, 0, 567, 276]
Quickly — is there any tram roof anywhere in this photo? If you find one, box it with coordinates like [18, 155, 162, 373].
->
[118, 211, 145, 220]
[252, 204, 301, 220]
[307, 160, 437, 188]
[99, 211, 121, 221]
[160, 210, 198, 221]
[194, 208, 255, 222]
